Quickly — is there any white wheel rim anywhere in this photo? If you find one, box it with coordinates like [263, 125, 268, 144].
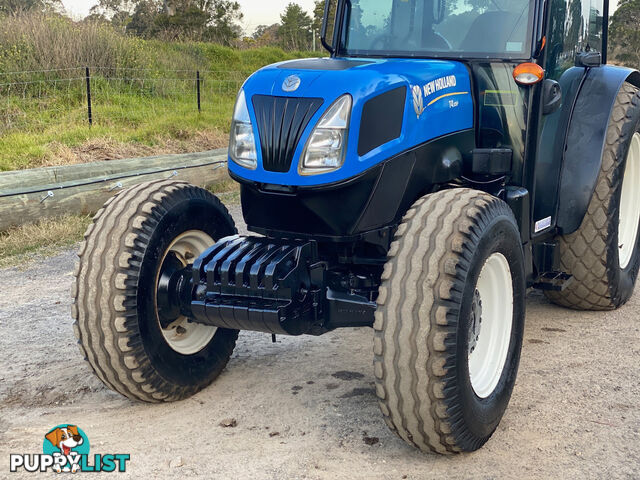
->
[619, 132, 640, 270]
[468, 253, 513, 399]
[156, 230, 217, 355]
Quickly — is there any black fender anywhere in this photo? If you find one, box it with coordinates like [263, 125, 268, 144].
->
[556, 65, 640, 234]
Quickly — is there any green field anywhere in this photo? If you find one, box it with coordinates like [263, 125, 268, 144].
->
[0, 14, 317, 171]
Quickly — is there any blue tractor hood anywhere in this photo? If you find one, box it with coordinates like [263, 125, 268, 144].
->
[229, 57, 474, 187]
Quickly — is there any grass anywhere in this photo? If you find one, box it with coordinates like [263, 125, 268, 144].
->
[0, 181, 242, 268]
[210, 179, 241, 205]
[0, 12, 321, 171]
[0, 100, 235, 170]
[0, 215, 91, 268]
[0, 67, 254, 171]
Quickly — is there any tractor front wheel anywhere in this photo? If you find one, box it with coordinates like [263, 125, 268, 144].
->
[72, 180, 238, 403]
[374, 189, 526, 454]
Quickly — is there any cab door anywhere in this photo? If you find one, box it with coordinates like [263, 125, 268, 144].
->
[531, 0, 607, 238]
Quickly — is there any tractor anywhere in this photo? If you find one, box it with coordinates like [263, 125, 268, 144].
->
[73, 0, 640, 454]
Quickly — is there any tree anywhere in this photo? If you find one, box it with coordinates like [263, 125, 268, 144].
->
[127, 0, 160, 37]
[609, 0, 640, 67]
[89, 0, 137, 30]
[253, 23, 280, 46]
[205, 0, 243, 44]
[252, 24, 269, 39]
[90, 0, 137, 19]
[0, 0, 61, 14]
[152, 0, 242, 44]
[154, 3, 210, 39]
[278, 3, 312, 51]
[88, 0, 243, 44]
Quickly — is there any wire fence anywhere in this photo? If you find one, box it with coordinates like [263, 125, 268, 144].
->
[0, 67, 248, 134]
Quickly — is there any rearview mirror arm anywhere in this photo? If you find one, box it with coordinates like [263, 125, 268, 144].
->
[321, 0, 335, 54]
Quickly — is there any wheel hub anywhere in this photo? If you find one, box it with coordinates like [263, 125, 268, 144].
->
[157, 252, 192, 329]
[154, 230, 218, 356]
[468, 290, 483, 354]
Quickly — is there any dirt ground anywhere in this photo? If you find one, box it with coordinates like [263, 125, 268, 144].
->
[1, 203, 639, 479]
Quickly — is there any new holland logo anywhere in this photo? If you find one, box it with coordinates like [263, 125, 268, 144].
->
[282, 75, 301, 92]
[411, 75, 468, 119]
[412, 85, 425, 119]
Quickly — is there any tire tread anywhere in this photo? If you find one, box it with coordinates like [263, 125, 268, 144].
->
[72, 180, 237, 402]
[546, 83, 640, 310]
[374, 188, 512, 453]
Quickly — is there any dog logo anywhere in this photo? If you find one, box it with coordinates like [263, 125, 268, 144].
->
[412, 85, 425, 119]
[45, 425, 85, 457]
[43, 425, 89, 473]
[282, 75, 301, 92]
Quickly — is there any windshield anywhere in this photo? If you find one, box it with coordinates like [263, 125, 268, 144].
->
[340, 0, 535, 59]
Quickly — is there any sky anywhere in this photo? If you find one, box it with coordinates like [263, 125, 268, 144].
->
[60, 0, 317, 34]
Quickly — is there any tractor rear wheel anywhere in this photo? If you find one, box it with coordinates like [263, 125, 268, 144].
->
[546, 82, 640, 310]
[72, 180, 238, 402]
[374, 189, 526, 454]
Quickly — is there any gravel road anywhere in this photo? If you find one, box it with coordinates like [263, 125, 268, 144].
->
[1, 203, 639, 479]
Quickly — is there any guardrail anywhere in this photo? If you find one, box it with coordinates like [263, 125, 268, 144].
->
[0, 149, 229, 231]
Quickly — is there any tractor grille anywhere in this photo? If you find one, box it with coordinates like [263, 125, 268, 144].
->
[252, 95, 324, 173]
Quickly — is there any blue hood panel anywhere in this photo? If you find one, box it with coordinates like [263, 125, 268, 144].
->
[229, 57, 474, 187]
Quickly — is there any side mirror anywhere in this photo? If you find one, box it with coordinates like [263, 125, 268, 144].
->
[542, 79, 562, 115]
[575, 51, 602, 68]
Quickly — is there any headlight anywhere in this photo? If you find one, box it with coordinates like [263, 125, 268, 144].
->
[229, 90, 257, 170]
[300, 95, 352, 175]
